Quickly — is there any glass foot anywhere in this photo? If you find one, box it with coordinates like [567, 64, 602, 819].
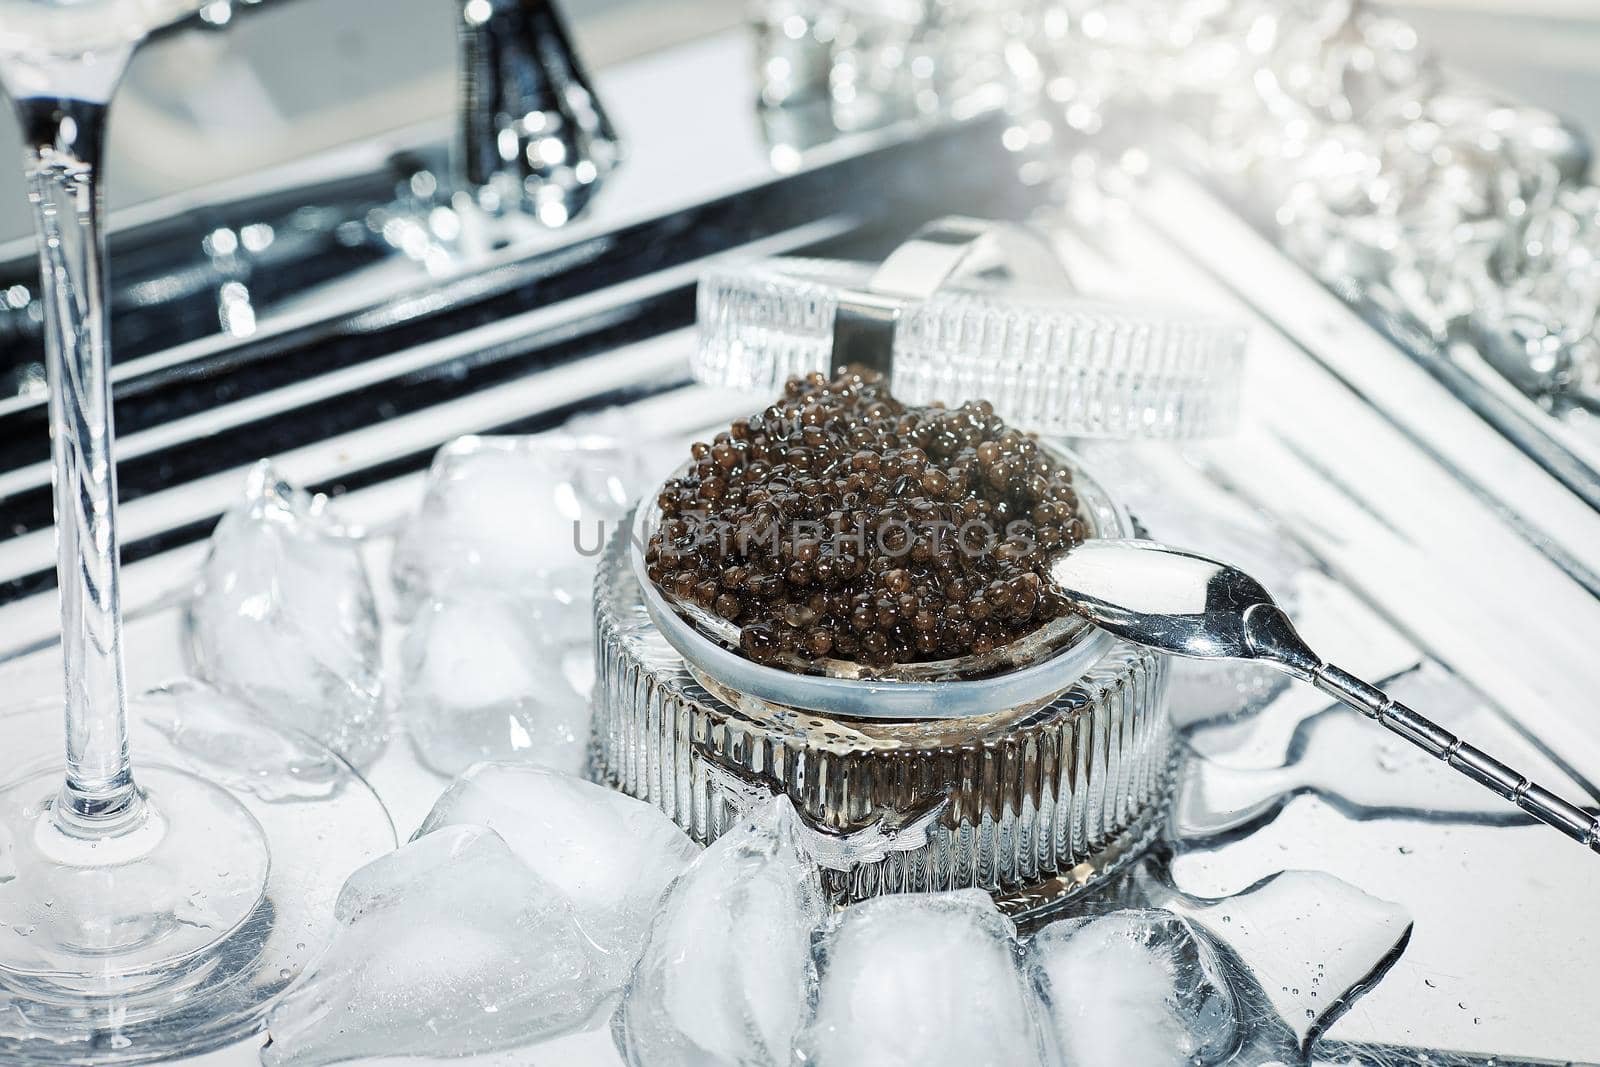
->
[0, 766, 269, 995]
[0, 690, 395, 1064]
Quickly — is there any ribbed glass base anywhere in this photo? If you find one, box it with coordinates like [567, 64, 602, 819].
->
[589, 524, 1174, 916]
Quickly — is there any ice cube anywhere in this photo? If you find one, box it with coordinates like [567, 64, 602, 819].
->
[799, 889, 1045, 1067]
[400, 595, 591, 778]
[185, 462, 385, 766]
[415, 764, 699, 982]
[263, 825, 597, 1067]
[615, 796, 826, 1067]
[564, 406, 693, 489]
[698, 755, 950, 873]
[391, 433, 646, 621]
[1027, 910, 1238, 1067]
[1156, 869, 1413, 1050]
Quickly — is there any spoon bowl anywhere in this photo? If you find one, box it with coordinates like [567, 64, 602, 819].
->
[1047, 538, 1320, 675]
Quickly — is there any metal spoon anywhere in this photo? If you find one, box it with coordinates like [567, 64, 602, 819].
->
[1049, 538, 1600, 854]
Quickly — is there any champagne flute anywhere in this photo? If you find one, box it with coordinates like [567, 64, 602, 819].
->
[0, 4, 392, 1060]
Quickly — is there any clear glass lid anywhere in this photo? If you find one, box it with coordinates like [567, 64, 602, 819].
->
[695, 253, 1247, 439]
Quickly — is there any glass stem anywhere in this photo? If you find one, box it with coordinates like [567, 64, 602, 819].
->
[13, 85, 138, 827]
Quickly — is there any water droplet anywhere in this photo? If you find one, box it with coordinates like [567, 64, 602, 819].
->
[1424, 978, 1437, 988]
[1397, 845, 1413, 855]
[1305, 1008, 1315, 1019]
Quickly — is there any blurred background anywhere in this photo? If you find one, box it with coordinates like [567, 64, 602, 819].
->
[0, 0, 1595, 243]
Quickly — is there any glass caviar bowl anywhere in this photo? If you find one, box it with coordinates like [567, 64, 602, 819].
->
[629, 441, 1127, 715]
[589, 444, 1174, 917]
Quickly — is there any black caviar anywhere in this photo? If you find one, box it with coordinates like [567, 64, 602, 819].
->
[644, 371, 1088, 669]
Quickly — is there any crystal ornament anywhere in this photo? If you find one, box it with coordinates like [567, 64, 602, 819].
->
[1279, 93, 1578, 342]
[753, 0, 1600, 409]
[1474, 184, 1600, 403]
[456, 0, 620, 222]
[1099, 0, 1595, 406]
[754, 0, 1043, 132]
[752, 0, 838, 109]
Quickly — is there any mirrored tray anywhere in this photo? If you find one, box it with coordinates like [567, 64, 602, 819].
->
[0, 20, 1596, 1067]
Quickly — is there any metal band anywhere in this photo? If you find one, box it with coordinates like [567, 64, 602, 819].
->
[830, 216, 1075, 379]
[830, 290, 901, 379]
[867, 216, 1075, 299]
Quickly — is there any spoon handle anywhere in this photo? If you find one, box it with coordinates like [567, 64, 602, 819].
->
[1314, 664, 1600, 853]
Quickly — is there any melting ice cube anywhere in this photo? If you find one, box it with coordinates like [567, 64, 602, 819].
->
[185, 462, 385, 766]
[391, 434, 645, 621]
[263, 825, 595, 1067]
[799, 889, 1045, 1067]
[1027, 909, 1238, 1067]
[415, 764, 699, 982]
[615, 796, 826, 1067]
[400, 595, 591, 778]
[1141, 865, 1414, 1052]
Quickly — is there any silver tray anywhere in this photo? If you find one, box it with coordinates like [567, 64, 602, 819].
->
[0, 21, 1596, 1067]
